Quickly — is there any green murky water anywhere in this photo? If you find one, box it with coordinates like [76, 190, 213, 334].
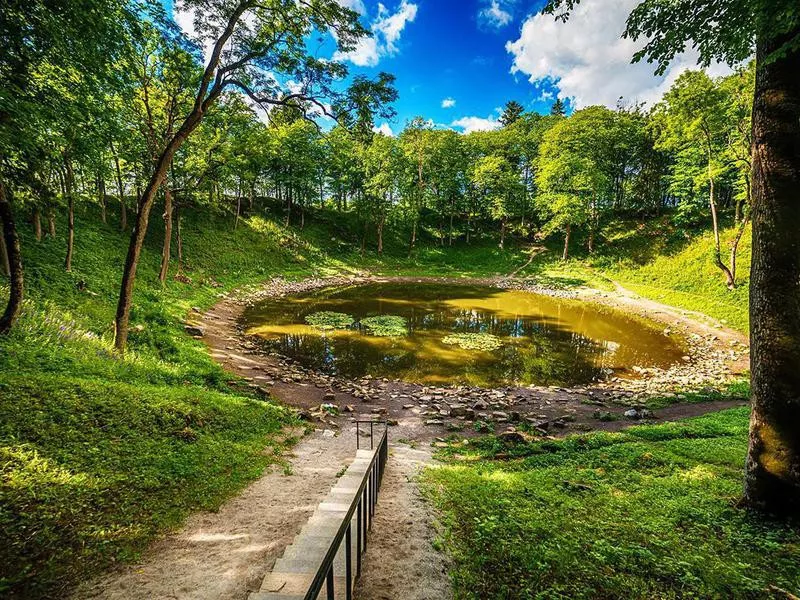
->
[243, 282, 685, 387]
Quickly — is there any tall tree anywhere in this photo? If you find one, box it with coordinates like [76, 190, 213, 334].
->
[112, 0, 387, 352]
[545, 0, 800, 513]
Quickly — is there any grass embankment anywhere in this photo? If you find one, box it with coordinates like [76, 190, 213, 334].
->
[547, 217, 750, 332]
[423, 407, 800, 599]
[0, 209, 352, 598]
[0, 203, 753, 597]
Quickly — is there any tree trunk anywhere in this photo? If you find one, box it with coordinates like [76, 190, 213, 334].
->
[744, 32, 800, 514]
[176, 204, 183, 271]
[707, 140, 736, 288]
[588, 229, 594, 254]
[0, 180, 24, 334]
[113, 151, 127, 231]
[0, 219, 9, 277]
[114, 119, 202, 352]
[158, 188, 173, 284]
[47, 207, 56, 237]
[499, 219, 506, 250]
[377, 213, 385, 254]
[33, 207, 42, 241]
[98, 176, 107, 224]
[235, 193, 241, 230]
[562, 223, 571, 261]
[64, 157, 75, 272]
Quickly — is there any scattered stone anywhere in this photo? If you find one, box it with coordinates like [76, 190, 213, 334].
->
[184, 324, 205, 337]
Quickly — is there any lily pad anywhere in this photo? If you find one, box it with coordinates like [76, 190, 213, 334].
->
[442, 332, 502, 351]
[360, 315, 409, 337]
[305, 311, 354, 330]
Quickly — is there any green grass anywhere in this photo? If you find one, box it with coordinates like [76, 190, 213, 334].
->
[422, 407, 800, 599]
[0, 207, 331, 598]
[0, 202, 754, 598]
[595, 217, 751, 332]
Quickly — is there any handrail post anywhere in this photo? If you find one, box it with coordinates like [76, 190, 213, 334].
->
[345, 523, 353, 600]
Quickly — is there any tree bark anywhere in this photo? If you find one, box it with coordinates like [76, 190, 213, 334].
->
[47, 207, 56, 237]
[744, 32, 800, 514]
[0, 180, 24, 334]
[98, 176, 107, 224]
[176, 203, 183, 271]
[0, 219, 9, 277]
[499, 218, 506, 250]
[64, 157, 75, 272]
[562, 223, 571, 261]
[33, 207, 42, 241]
[377, 213, 385, 254]
[705, 135, 736, 288]
[158, 188, 173, 284]
[113, 151, 127, 231]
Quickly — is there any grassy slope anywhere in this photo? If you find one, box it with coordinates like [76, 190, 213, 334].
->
[568, 217, 750, 332]
[422, 408, 800, 599]
[0, 204, 755, 598]
[0, 208, 348, 598]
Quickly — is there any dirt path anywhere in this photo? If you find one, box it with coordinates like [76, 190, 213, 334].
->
[73, 429, 356, 600]
[355, 444, 452, 600]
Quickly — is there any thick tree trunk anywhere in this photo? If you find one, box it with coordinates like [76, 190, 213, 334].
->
[64, 158, 75, 272]
[562, 223, 571, 261]
[158, 188, 173, 284]
[33, 207, 42, 241]
[0, 180, 23, 334]
[744, 33, 800, 514]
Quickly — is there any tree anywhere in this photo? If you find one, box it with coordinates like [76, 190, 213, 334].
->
[550, 98, 566, 116]
[653, 71, 738, 287]
[545, 0, 800, 513]
[500, 100, 525, 127]
[0, 0, 137, 333]
[111, 0, 389, 352]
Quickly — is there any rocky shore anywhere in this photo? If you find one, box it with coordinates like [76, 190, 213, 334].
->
[195, 275, 750, 441]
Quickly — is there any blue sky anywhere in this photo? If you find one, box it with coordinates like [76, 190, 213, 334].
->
[169, 0, 725, 135]
[331, 0, 558, 134]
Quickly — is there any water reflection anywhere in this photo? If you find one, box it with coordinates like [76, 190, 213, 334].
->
[242, 283, 684, 387]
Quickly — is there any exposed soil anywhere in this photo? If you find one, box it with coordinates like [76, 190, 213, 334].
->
[76, 275, 748, 600]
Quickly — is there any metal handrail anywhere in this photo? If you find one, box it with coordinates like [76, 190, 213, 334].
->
[303, 421, 389, 600]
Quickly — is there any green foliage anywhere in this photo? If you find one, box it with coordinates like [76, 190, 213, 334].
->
[442, 332, 503, 351]
[360, 315, 408, 337]
[423, 407, 800, 599]
[304, 311, 355, 330]
[0, 374, 294, 599]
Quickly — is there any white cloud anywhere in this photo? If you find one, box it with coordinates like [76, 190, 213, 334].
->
[373, 122, 395, 136]
[335, 1, 418, 67]
[441, 97, 456, 109]
[506, 0, 732, 109]
[451, 115, 501, 134]
[336, 0, 366, 15]
[479, 0, 513, 29]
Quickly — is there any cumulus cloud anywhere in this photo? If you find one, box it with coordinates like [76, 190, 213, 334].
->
[451, 114, 501, 134]
[479, 0, 513, 29]
[335, 1, 418, 67]
[506, 0, 732, 109]
[373, 122, 395, 136]
[441, 97, 456, 109]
